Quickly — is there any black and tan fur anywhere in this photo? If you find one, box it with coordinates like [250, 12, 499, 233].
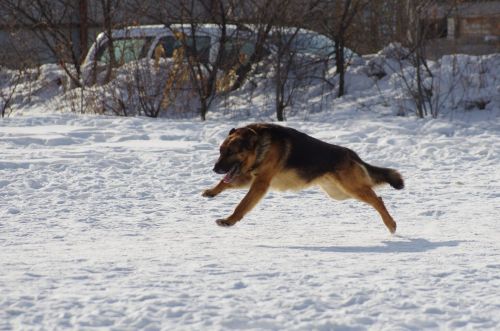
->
[202, 123, 404, 233]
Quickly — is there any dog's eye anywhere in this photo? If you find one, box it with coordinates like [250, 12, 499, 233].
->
[220, 148, 233, 156]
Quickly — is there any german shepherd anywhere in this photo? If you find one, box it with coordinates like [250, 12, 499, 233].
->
[202, 123, 404, 233]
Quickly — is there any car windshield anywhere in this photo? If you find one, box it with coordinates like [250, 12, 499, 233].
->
[97, 37, 153, 65]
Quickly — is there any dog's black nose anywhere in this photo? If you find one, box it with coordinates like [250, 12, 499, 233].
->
[213, 163, 227, 175]
[213, 166, 224, 174]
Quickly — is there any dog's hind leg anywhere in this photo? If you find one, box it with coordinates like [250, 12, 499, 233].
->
[334, 165, 397, 233]
[318, 175, 351, 200]
[348, 186, 397, 234]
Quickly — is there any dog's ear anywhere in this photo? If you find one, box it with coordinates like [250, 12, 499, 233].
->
[241, 128, 258, 150]
[229, 128, 236, 135]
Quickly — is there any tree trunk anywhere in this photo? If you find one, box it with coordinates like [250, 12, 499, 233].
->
[79, 0, 88, 64]
[101, 0, 116, 83]
[335, 36, 345, 98]
[200, 98, 208, 121]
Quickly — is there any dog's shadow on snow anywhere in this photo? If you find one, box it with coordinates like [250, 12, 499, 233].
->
[260, 237, 463, 254]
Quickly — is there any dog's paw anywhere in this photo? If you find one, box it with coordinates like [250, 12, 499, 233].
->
[387, 221, 397, 234]
[202, 189, 217, 198]
[216, 219, 236, 227]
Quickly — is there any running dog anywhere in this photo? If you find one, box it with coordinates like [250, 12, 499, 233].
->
[202, 123, 404, 233]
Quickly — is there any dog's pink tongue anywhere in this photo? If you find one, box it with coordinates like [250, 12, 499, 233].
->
[223, 172, 233, 183]
[222, 165, 238, 183]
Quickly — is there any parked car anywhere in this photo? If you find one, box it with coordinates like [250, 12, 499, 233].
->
[264, 26, 358, 61]
[81, 24, 258, 85]
[79, 24, 359, 117]
[82, 23, 357, 82]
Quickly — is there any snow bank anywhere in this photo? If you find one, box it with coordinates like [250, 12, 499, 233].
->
[3, 45, 499, 121]
[436, 54, 500, 111]
[363, 45, 500, 117]
[1, 64, 65, 113]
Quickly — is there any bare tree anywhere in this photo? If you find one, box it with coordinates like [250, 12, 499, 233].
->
[397, 0, 461, 118]
[319, 0, 369, 98]
[1, 68, 24, 118]
[237, 0, 324, 121]
[351, 0, 408, 54]
[228, 0, 285, 92]
[0, 0, 89, 86]
[270, 26, 302, 121]
[99, 0, 121, 83]
[157, 0, 245, 120]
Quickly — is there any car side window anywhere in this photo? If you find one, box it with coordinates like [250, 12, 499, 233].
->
[157, 36, 176, 58]
[157, 35, 211, 64]
[97, 37, 152, 66]
[179, 36, 211, 64]
[221, 39, 256, 69]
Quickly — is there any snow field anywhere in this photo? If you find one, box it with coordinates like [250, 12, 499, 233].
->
[1, 113, 499, 330]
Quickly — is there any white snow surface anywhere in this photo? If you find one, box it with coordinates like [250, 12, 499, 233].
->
[2, 45, 500, 329]
[1, 111, 500, 330]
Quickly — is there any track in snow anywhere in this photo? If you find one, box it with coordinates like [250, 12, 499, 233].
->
[1, 114, 500, 330]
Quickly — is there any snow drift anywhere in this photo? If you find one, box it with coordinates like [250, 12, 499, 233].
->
[2, 44, 499, 120]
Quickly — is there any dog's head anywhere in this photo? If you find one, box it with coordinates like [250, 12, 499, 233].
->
[213, 127, 259, 183]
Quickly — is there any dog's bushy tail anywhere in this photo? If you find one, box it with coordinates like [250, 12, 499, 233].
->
[364, 163, 404, 190]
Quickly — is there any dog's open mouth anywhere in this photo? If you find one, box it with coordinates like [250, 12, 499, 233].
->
[223, 164, 240, 183]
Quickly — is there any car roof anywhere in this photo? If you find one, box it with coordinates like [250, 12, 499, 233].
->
[108, 25, 169, 38]
[94, 24, 250, 44]
[109, 23, 245, 35]
[169, 23, 250, 36]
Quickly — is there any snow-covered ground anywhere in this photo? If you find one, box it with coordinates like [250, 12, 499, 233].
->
[1, 110, 500, 330]
[1, 45, 500, 329]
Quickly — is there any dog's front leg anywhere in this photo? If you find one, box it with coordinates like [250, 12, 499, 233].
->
[202, 174, 252, 198]
[216, 178, 270, 227]
[202, 180, 229, 198]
